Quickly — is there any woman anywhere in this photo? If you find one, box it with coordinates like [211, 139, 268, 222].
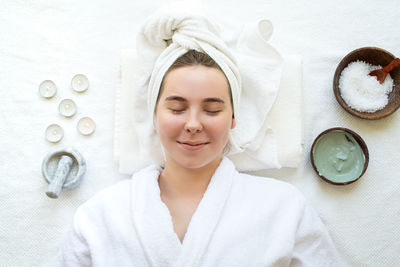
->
[56, 50, 341, 266]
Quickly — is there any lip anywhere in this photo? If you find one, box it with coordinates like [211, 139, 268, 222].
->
[177, 141, 209, 151]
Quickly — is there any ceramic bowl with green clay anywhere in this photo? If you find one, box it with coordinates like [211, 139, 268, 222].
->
[310, 127, 369, 185]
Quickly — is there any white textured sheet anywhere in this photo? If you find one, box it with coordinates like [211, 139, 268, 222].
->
[1, 0, 399, 266]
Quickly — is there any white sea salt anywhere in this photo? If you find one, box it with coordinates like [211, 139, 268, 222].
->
[339, 60, 394, 112]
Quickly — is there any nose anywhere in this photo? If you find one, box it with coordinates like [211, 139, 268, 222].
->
[184, 110, 203, 134]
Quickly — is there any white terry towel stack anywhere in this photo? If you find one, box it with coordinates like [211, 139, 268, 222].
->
[114, 1, 303, 174]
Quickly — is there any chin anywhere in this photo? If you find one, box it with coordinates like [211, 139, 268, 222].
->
[177, 156, 213, 169]
[172, 153, 223, 170]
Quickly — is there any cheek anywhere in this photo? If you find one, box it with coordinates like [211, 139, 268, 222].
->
[156, 112, 183, 138]
[204, 115, 232, 139]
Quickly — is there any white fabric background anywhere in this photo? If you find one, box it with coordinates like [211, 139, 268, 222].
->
[1, 0, 399, 266]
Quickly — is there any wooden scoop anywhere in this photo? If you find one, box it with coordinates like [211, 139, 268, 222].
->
[369, 58, 400, 84]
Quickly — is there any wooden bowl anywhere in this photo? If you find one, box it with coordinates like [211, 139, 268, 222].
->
[310, 127, 369, 186]
[333, 47, 400, 120]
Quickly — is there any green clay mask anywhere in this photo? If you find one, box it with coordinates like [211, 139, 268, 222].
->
[312, 130, 365, 184]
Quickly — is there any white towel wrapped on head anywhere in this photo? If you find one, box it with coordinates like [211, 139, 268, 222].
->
[114, 1, 303, 174]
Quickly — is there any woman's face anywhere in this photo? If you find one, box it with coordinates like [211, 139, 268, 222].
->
[155, 65, 236, 169]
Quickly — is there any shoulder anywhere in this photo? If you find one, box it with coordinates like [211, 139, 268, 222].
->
[81, 164, 160, 204]
[90, 179, 132, 203]
[221, 156, 306, 206]
[75, 164, 160, 219]
[74, 179, 132, 219]
[226, 171, 312, 237]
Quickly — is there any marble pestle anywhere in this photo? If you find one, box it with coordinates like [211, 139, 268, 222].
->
[46, 155, 74, 198]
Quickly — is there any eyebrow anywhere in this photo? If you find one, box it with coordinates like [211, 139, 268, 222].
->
[165, 96, 225, 104]
[204, 97, 225, 104]
[165, 96, 186, 102]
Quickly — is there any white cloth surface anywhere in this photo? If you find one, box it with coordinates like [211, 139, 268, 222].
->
[117, 1, 288, 172]
[115, 49, 303, 173]
[55, 157, 340, 267]
[1, 0, 400, 266]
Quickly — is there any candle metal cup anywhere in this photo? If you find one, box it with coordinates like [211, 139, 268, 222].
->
[71, 74, 89, 92]
[310, 127, 369, 186]
[333, 47, 400, 120]
[77, 117, 96, 135]
[39, 80, 57, 99]
[59, 99, 77, 117]
[45, 124, 64, 143]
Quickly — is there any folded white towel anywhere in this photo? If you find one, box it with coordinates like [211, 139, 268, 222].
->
[269, 55, 303, 168]
[113, 1, 303, 173]
[229, 55, 304, 170]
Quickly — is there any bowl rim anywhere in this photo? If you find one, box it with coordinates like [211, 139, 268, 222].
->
[333, 46, 400, 120]
[310, 127, 369, 186]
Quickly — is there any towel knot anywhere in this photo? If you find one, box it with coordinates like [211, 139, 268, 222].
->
[139, 9, 242, 122]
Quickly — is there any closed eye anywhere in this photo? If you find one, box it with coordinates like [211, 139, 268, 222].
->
[206, 110, 222, 114]
[169, 108, 185, 114]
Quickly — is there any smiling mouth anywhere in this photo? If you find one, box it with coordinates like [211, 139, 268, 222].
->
[177, 141, 210, 150]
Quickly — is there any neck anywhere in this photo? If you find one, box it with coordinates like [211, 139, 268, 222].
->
[158, 156, 222, 199]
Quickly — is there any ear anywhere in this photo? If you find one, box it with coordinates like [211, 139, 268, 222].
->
[231, 114, 236, 129]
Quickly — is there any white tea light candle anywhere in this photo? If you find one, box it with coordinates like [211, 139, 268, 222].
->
[39, 80, 57, 98]
[77, 117, 95, 135]
[45, 124, 64, 143]
[59, 99, 77, 117]
[71, 74, 89, 92]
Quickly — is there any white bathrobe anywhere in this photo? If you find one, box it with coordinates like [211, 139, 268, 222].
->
[55, 157, 341, 267]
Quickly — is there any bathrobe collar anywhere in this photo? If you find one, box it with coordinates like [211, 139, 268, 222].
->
[130, 157, 236, 267]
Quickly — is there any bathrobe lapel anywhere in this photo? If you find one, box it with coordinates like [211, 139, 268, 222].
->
[131, 165, 182, 267]
[131, 157, 235, 267]
[174, 157, 235, 267]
